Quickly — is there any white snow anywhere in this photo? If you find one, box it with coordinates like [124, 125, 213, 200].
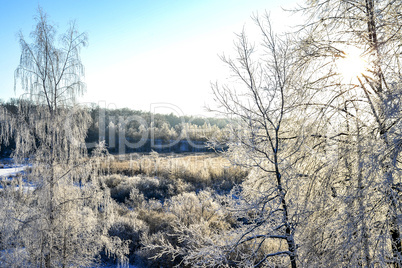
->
[0, 166, 25, 177]
[0, 166, 32, 192]
[95, 265, 139, 268]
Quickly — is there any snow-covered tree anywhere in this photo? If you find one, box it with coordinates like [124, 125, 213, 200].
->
[210, 14, 306, 268]
[0, 8, 128, 267]
[293, 0, 402, 266]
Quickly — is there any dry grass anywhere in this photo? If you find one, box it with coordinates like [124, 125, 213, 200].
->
[98, 153, 250, 267]
[105, 153, 247, 191]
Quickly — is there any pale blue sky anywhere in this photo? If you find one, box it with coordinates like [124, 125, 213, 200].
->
[0, 0, 299, 115]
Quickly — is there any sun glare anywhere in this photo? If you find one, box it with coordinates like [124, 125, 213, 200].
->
[337, 46, 368, 84]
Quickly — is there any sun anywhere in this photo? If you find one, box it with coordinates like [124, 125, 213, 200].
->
[337, 46, 368, 84]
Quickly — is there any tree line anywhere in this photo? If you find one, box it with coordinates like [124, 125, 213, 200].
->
[0, 99, 229, 156]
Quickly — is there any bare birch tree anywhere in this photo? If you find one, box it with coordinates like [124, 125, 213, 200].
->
[210, 14, 305, 267]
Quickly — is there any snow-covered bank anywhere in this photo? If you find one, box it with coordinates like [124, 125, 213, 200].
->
[0, 166, 25, 178]
[0, 165, 34, 192]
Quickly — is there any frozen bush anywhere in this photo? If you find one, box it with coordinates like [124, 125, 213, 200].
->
[108, 214, 148, 263]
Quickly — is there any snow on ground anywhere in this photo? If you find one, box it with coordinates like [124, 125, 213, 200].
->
[0, 166, 25, 177]
[96, 265, 139, 268]
[0, 166, 34, 192]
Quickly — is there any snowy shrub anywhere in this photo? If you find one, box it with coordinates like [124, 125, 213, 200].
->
[140, 190, 234, 267]
[108, 214, 148, 263]
[0, 248, 30, 268]
[127, 188, 146, 208]
[102, 173, 191, 204]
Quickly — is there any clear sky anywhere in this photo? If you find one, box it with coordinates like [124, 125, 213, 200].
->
[0, 0, 299, 116]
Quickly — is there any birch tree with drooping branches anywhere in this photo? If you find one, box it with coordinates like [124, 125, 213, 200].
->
[0, 8, 128, 267]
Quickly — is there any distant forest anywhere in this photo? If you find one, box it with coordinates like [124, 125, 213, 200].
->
[0, 99, 229, 156]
